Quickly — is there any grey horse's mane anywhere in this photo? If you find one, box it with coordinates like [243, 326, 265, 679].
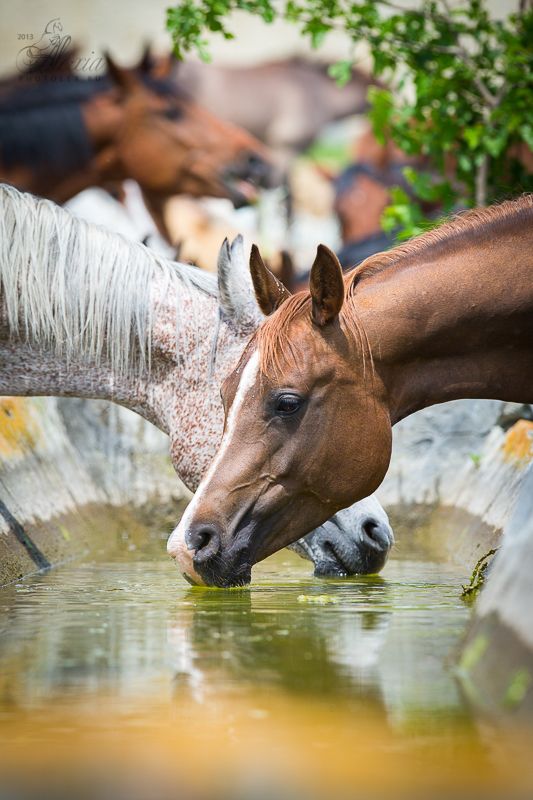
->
[0, 184, 217, 375]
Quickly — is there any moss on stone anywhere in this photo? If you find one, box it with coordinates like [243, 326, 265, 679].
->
[461, 548, 499, 602]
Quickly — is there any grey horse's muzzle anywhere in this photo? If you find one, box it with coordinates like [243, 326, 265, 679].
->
[289, 496, 394, 577]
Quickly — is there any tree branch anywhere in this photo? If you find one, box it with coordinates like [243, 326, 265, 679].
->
[475, 154, 489, 206]
[438, 0, 501, 107]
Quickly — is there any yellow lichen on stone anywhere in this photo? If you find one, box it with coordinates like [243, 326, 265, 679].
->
[501, 419, 533, 466]
[0, 398, 41, 459]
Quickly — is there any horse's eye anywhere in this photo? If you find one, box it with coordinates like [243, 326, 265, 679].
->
[274, 393, 303, 417]
[162, 107, 182, 121]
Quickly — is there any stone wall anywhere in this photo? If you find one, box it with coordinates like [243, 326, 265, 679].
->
[375, 400, 533, 718]
[457, 452, 533, 721]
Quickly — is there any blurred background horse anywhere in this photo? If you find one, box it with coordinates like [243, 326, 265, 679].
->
[0, 41, 417, 280]
[0, 48, 273, 244]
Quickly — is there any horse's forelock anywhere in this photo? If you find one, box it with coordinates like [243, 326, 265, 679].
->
[256, 293, 311, 377]
[255, 275, 374, 382]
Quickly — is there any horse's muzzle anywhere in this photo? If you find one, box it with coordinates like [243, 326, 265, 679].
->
[309, 513, 394, 578]
[222, 152, 277, 207]
[182, 521, 253, 588]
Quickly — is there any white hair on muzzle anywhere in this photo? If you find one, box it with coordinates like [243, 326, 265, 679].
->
[0, 184, 217, 376]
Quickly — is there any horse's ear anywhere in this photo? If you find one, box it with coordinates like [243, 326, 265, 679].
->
[138, 42, 154, 74]
[217, 236, 263, 329]
[249, 244, 291, 316]
[309, 244, 344, 326]
[105, 52, 139, 93]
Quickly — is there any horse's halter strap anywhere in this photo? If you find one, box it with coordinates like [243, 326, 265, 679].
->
[334, 161, 414, 196]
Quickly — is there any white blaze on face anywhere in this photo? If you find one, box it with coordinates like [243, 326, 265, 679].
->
[167, 350, 260, 582]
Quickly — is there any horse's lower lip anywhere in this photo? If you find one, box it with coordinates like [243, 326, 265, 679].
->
[194, 560, 252, 588]
[314, 555, 351, 578]
[314, 564, 349, 578]
[223, 176, 260, 207]
[182, 571, 201, 586]
[314, 542, 355, 577]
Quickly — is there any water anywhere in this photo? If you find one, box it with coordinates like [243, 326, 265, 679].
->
[0, 538, 530, 798]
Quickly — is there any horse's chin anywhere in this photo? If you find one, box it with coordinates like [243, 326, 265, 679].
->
[313, 548, 389, 578]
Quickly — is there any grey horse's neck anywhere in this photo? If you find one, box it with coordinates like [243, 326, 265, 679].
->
[0, 272, 220, 434]
[0, 183, 222, 433]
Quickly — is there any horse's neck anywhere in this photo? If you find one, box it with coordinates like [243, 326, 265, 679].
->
[0, 274, 220, 434]
[34, 164, 107, 205]
[39, 100, 124, 203]
[359, 221, 533, 422]
[0, 336, 154, 417]
[0, 157, 100, 205]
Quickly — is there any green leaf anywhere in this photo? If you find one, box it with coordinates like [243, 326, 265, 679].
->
[368, 87, 394, 144]
[328, 60, 353, 87]
[463, 125, 483, 150]
[483, 129, 509, 157]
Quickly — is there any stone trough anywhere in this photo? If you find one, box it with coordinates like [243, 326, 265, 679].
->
[1, 394, 532, 718]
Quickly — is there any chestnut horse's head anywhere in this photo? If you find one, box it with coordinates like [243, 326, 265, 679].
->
[168, 244, 393, 586]
[100, 53, 274, 206]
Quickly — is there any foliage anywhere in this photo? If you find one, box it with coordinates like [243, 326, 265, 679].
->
[166, 0, 533, 237]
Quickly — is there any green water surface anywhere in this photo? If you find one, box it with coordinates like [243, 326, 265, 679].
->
[0, 541, 470, 728]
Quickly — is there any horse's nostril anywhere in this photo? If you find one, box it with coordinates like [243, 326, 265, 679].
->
[185, 524, 221, 564]
[246, 152, 270, 177]
[362, 519, 392, 551]
[362, 519, 379, 539]
[186, 527, 208, 551]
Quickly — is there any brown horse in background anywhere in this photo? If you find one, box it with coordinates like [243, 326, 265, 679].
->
[0, 51, 273, 238]
[333, 127, 430, 268]
[167, 195, 533, 586]
[333, 126, 533, 271]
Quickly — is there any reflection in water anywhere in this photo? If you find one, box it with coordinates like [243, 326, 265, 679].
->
[0, 555, 462, 720]
[0, 549, 530, 797]
[170, 583, 391, 710]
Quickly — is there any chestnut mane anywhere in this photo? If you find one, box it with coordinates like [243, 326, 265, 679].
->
[353, 193, 533, 282]
[256, 194, 533, 376]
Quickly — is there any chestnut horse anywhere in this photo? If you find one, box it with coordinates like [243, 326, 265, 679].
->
[0, 53, 272, 236]
[169, 195, 533, 586]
